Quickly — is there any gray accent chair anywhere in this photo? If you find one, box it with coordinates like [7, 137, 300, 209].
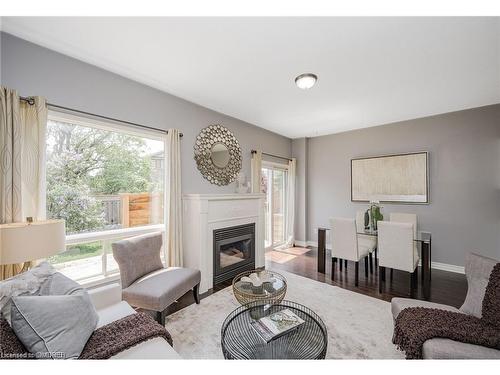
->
[112, 232, 201, 326]
[391, 253, 500, 359]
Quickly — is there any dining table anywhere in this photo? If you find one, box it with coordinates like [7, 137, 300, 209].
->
[317, 227, 432, 300]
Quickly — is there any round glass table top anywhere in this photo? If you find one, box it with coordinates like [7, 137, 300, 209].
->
[221, 300, 328, 359]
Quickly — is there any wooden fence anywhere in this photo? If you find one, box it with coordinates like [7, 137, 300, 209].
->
[120, 192, 163, 228]
[92, 193, 163, 228]
[92, 195, 121, 226]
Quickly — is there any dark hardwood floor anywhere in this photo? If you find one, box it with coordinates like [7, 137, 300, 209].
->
[266, 246, 468, 308]
[168, 245, 467, 316]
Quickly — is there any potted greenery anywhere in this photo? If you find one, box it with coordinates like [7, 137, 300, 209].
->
[369, 200, 383, 231]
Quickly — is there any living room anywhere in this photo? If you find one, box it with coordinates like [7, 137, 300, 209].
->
[1, 1, 499, 370]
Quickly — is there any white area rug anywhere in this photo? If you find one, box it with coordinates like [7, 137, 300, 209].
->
[166, 270, 404, 359]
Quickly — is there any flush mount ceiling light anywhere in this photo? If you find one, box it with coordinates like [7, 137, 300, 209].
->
[295, 73, 318, 90]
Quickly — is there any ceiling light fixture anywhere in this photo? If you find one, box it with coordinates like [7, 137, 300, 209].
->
[295, 73, 317, 90]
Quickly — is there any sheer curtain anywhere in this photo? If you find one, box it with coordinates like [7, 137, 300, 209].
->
[164, 129, 183, 267]
[281, 158, 296, 249]
[251, 150, 262, 193]
[0, 87, 47, 280]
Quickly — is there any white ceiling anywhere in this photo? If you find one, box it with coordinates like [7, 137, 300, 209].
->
[2, 17, 499, 138]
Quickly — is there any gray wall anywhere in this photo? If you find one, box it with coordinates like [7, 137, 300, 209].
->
[306, 104, 500, 267]
[292, 138, 308, 243]
[0, 32, 291, 194]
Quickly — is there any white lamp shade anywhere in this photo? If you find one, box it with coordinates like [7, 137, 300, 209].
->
[0, 220, 66, 265]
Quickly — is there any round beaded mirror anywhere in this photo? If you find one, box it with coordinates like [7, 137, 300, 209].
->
[194, 124, 242, 186]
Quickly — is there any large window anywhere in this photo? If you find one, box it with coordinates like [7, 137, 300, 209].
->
[45, 112, 166, 282]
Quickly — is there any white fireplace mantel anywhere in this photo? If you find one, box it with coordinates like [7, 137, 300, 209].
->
[182, 193, 265, 293]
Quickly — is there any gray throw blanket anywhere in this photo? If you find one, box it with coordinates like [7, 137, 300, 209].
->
[393, 263, 500, 359]
[1, 312, 172, 360]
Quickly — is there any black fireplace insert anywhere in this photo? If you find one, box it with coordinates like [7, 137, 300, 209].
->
[213, 223, 255, 286]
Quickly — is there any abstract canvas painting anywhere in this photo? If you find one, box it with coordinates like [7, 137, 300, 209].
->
[351, 152, 429, 203]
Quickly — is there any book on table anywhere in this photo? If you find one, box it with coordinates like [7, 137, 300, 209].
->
[250, 308, 305, 343]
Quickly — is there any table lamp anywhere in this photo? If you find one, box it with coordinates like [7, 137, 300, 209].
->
[0, 219, 66, 271]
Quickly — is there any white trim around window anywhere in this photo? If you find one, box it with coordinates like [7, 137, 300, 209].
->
[71, 225, 166, 289]
[262, 160, 289, 170]
[48, 110, 166, 142]
[65, 224, 165, 245]
[47, 109, 168, 287]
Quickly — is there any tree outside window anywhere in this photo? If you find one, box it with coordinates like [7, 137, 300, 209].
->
[46, 119, 165, 279]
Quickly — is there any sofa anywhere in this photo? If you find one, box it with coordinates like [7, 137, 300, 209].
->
[88, 283, 180, 359]
[391, 253, 500, 359]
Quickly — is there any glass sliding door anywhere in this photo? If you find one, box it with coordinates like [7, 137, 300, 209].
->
[261, 163, 288, 249]
[272, 169, 286, 246]
[261, 167, 273, 248]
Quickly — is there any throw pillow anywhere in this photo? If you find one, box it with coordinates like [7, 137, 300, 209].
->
[11, 291, 98, 359]
[38, 271, 86, 296]
[0, 262, 56, 325]
[460, 253, 498, 317]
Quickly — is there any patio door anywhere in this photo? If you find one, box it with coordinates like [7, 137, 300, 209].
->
[261, 163, 288, 249]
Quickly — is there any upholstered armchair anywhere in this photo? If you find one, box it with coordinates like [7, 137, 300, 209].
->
[391, 253, 500, 359]
[112, 232, 201, 326]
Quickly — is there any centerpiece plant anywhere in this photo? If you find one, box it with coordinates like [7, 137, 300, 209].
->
[369, 200, 383, 231]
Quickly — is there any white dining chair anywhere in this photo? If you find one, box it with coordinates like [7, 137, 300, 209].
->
[390, 212, 417, 238]
[389, 212, 419, 279]
[356, 209, 377, 273]
[330, 217, 376, 286]
[377, 221, 419, 296]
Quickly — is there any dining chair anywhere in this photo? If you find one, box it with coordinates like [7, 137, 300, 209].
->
[389, 212, 417, 237]
[330, 217, 376, 286]
[377, 221, 419, 296]
[356, 210, 376, 273]
[389, 212, 419, 280]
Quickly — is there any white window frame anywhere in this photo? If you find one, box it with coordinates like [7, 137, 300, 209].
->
[47, 110, 168, 287]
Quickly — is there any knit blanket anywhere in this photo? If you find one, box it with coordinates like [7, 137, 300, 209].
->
[0, 312, 172, 360]
[79, 312, 173, 359]
[393, 263, 500, 359]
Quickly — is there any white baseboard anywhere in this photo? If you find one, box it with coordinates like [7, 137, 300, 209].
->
[294, 240, 308, 247]
[307, 240, 323, 248]
[302, 241, 465, 274]
[305, 240, 328, 249]
[295, 240, 322, 248]
[430, 261, 464, 274]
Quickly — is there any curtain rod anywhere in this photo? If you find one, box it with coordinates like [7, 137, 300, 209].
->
[251, 149, 292, 162]
[19, 96, 183, 137]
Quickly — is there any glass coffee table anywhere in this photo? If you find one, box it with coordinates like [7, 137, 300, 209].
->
[232, 270, 287, 305]
[221, 300, 328, 359]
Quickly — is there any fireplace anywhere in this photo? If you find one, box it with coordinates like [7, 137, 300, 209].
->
[213, 223, 255, 285]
